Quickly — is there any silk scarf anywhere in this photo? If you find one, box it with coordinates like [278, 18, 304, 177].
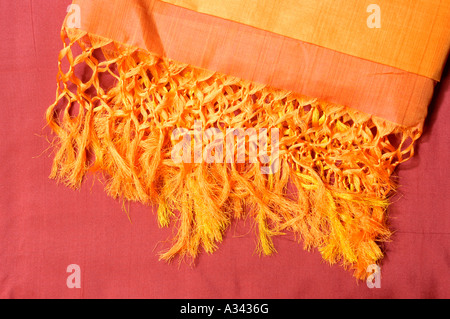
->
[46, 0, 450, 279]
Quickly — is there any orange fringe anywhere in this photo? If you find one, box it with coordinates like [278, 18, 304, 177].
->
[46, 27, 421, 279]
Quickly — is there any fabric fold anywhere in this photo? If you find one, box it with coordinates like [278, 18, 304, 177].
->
[45, 0, 449, 279]
[67, 0, 439, 129]
[162, 0, 450, 81]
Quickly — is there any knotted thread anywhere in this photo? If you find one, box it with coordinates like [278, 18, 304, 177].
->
[46, 27, 421, 279]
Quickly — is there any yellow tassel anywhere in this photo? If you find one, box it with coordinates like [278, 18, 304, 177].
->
[45, 27, 422, 279]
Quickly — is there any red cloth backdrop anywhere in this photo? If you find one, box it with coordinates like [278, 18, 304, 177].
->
[0, 0, 448, 298]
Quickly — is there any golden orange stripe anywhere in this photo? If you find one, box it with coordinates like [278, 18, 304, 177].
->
[68, 0, 436, 128]
[162, 0, 450, 81]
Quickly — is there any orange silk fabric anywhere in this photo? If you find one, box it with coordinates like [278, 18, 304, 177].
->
[66, 0, 446, 128]
[162, 0, 450, 81]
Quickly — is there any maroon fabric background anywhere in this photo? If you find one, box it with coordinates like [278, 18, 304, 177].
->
[0, 0, 448, 299]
